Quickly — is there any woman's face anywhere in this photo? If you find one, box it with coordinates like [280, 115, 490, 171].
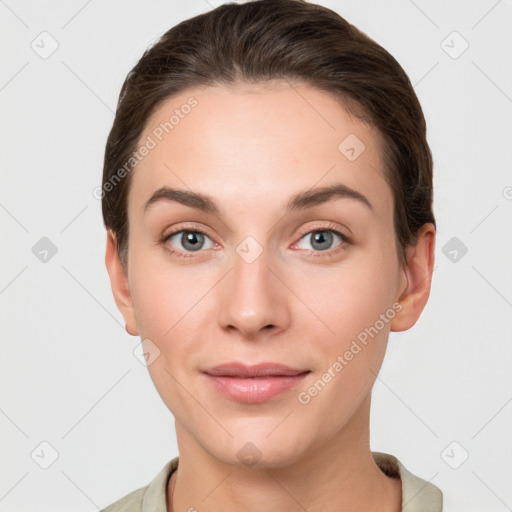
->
[120, 81, 407, 466]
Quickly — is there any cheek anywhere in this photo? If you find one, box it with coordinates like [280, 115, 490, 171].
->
[295, 253, 399, 345]
[128, 241, 210, 336]
[293, 260, 397, 431]
[127, 259, 211, 410]
[129, 233, 399, 357]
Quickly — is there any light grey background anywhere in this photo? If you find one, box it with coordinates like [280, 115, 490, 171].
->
[1, 1, 511, 511]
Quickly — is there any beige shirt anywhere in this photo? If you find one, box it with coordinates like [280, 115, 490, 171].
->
[100, 451, 443, 511]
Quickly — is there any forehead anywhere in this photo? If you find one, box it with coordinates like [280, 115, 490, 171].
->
[128, 81, 392, 219]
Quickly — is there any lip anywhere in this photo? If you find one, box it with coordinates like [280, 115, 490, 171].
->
[204, 362, 309, 378]
[202, 362, 310, 403]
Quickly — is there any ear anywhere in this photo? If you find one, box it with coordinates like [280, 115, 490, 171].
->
[105, 229, 139, 336]
[390, 223, 436, 332]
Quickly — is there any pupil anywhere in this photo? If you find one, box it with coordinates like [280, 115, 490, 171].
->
[312, 231, 332, 251]
[183, 232, 203, 251]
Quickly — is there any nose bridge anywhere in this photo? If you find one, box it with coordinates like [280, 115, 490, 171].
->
[217, 240, 289, 337]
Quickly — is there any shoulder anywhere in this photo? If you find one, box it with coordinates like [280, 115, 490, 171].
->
[372, 451, 443, 512]
[100, 486, 146, 512]
[99, 457, 179, 512]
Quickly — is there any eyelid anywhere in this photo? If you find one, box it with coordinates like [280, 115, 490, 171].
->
[161, 223, 218, 255]
[162, 223, 214, 241]
[161, 221, 351, 257]
[293, 221, 352, 244]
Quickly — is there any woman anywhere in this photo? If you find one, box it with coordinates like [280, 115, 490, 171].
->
[100, 0, 442, 510]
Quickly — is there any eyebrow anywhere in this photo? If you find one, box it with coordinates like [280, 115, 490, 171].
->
[143, 183, 373, 214]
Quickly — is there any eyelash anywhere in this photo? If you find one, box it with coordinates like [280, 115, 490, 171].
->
[161, 225, 214, 259]
[160, 222, 351, 259]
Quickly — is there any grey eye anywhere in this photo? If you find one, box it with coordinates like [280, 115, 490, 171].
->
[167, 231, 214, 252]
[296, 230, 344, 251]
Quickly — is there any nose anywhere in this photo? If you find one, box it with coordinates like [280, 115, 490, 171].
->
[217, 245, 291, 340]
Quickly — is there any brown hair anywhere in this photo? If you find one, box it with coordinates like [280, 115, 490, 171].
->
[102, 0, 435, 270]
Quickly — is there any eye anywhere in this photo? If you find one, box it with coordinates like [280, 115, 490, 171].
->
[160, 224, 350, 259]
[163, 229, 216, 255]
[294, 228, 349, 253]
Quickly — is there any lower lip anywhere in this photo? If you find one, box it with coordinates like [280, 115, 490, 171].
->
[204, 373, 310, 403]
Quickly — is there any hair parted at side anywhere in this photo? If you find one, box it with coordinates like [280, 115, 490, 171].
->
[102, 0, 435, 270]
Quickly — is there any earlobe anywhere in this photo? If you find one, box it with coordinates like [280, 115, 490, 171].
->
[390, 223, 436, 332]
[104, 230, 139, 336]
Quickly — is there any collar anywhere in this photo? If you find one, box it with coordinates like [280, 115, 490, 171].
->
[140, 452, 443, 512]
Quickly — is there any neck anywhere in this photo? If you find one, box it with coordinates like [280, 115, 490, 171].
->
[167, 394, 401, 512]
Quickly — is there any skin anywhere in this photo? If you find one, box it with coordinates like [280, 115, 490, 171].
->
[106, 80, 435, 512]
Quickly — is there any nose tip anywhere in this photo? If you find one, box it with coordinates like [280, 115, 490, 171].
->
[225, 311, 276, 338]
[217, 253, 290, 339]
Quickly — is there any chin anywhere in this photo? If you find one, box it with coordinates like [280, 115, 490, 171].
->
[201, 429, 309, 470]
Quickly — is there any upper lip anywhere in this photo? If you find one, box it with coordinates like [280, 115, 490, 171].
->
[203, 362, 310, 378]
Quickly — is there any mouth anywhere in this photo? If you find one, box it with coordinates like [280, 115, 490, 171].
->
[202, 362, 311, 403]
